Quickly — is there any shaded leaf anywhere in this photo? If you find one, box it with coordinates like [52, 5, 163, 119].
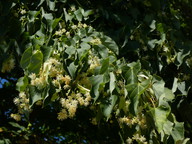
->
[67, 62, 77, 79]
[100, 58, 109, 74]
[90, 75, 104, 102]
[124, 61, 141, 84]
[29, 86, 42, 107]
[126, 79, 150, 114]
[41, 46, 53, 61]
[28, 50, 43, 74]
[103, 95, 118, 120]
[100, 35, 119, 55]
[20, 47, 32, 69]
[9, 122, 26, 130]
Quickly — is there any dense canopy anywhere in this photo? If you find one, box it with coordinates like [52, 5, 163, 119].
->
[0, 0, 192, 143]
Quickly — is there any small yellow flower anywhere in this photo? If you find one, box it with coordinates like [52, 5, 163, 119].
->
[10, 113, 21, 121]
[57, 109, 68, 120]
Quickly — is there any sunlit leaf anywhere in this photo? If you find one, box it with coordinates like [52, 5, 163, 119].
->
[109, 72, 116, 94]
[151, 106, 170, 133]
[16, 76, 28, 92]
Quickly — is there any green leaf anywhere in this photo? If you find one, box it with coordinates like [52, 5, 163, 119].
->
[171, 122, 184, 142]
[80, 42, 91, 50]
[109, 72, 116, 94]
[100, 58, 109, 74]
[177, 82, 187, 96]
[178, 138, 190, 144]
[163, 120, 173, 135]
[52, 18, 61, 30]
[151, 106, 170, 133]
[41, 46, 53, 61]
[100, 35, 119, 55]
[37, 0, 45, 7]
[172, 77, 178, 93]
[42, 85, 50, 107]
[90, 75, 104, 102]
[126, 79, 150, 114]
[150, 20, 156, 32]
[95, 45, 108, 58]
[119, 96, 127, 112]
[65, 46, 76, 56]
[20, 47, 33, 69]
[51, 93, 59, 101]
[158, 88, 174, 108]
[28, 50, 43, 74]
[42, 10, 53, 20]
[176, 49, 190, 66]
[46, 18, 61, 32]
[163, 88, 175, 101]
[77, 42, 90, 58]
[67, 62, 77, 79]
[9, 122, 26, 130]
[16, 76, 28, 92]
[124, 61, 141, 84]
[64, 8, 74, 22]
[74, 9, 82, 21]
[83, 10, 94, 17]
[103, 95, 118, 120]
[152, 75, 165, 99]
[28, 10, 41, 22]
[29, 86, 42, 107]
[148, 39, 158, 49]
[47, 0, 55, 11]
[0, 139, 11, 144]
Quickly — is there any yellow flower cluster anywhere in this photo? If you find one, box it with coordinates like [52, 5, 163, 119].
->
[30, 74, 46, 90]
[46, 58, 64, 78]
[57, 92, 91, 120]
[11, 92, 29, 121]
[1, 58, 15, 73]
[88, 55, 100, 71]
[13, 92, 29, 111]
[126, 134, 147, 144]
[20, 9, 26, 15]
[119, 117, 132, 126]
[10, 113, 21, 121]
[55, 28, 66, 36]
[119, 115, 147, 129]
[71, 22, 88, 30]
[29, 58, 64, 90]
[90, 117, 97, 125]
[52, 74, 71, 93]
[90, 38, 102, 45]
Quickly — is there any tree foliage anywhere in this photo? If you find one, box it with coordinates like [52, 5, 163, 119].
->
[0, 0, 192, 143]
